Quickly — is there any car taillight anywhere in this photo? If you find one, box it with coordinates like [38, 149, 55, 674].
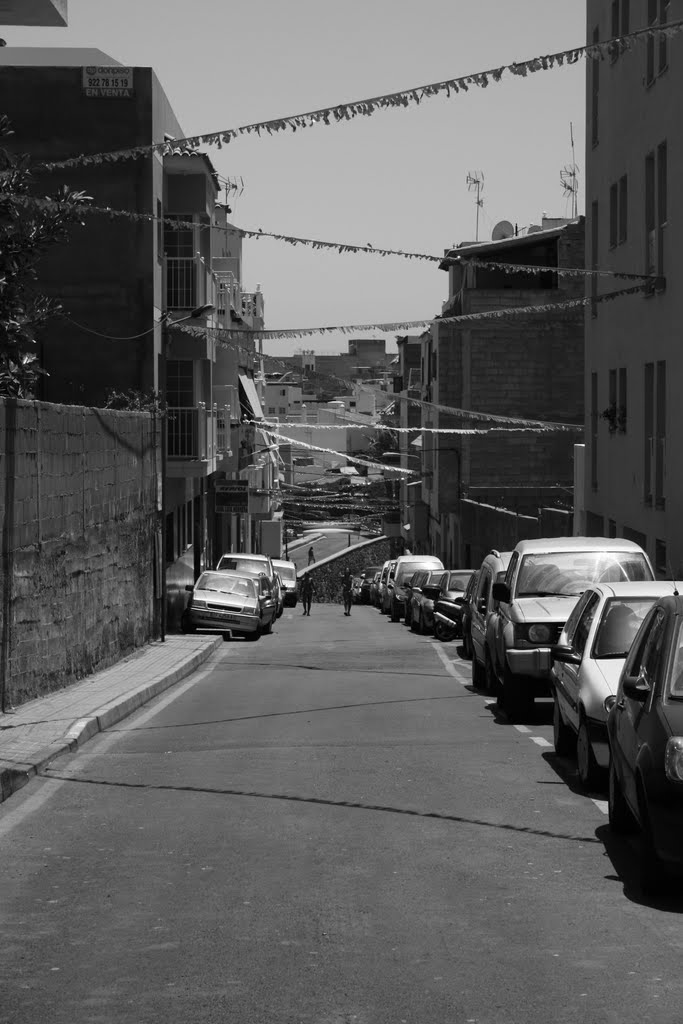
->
[664, 737, 683, 783]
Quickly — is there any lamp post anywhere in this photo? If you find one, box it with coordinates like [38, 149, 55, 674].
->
[159, 302, 215, 642]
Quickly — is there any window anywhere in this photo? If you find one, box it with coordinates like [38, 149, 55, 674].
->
[611, 0, 630, 58]
[166, 360, 193, 406]
[618, 175, 628, 243]
[280, 389, 286, 396]
[572, 593, 600, 657]
[608, 519, 617, 538]
[590, 200, 599, 314]
[645, 151, 655, 276]
[644, 361, 666, 507]
[619, 367, 627, 431]
[647, 0, 670, 83]
[268, 406, 276, 414]
[591, 26, 600, 145]
[278, 406, 286, 414]
[591, 372, 598, 490]
[609, 184, 618, 248]
[657, 141, 667, 277]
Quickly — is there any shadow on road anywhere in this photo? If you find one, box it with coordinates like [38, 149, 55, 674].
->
[595, 824, 683, 914]
[45, 769, 603, 846]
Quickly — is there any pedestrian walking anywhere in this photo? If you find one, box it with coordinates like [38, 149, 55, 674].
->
[308, 546, 315, 565]
[300, 572, 314, 616]
[341, 568, 353, 616]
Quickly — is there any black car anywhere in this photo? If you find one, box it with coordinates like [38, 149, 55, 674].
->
[607, 593, 683, 896]
[428, 570, 474, 642]
[460, 570, 480, 658]
[359, 565, 382, 604]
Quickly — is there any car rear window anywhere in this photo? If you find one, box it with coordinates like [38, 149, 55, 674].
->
[273, 564, 296, 581]
[396, 561, 441, 585]
[592, 598, 656, 659]
[218, 556, 269, 576]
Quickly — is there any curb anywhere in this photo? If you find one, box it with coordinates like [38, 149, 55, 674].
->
[0, 636, 222, 805]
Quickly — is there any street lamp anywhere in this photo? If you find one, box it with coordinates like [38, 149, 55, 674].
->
[159, 302, 215, 642]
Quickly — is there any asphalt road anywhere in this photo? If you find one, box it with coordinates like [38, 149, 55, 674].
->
[2, 605, 683, 1024]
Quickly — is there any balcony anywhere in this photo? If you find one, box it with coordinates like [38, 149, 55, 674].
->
[166, 403, 219, 477]
[165, 256, 216, 313]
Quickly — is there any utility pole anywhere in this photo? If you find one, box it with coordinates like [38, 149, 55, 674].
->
[466, 171, 485, 241]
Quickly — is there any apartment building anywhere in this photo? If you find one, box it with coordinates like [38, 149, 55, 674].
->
[582, 0, 680, 576]
[418, 218, 585, 567]
[0, 50, 276, 626]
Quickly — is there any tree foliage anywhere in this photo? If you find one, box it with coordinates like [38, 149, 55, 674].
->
[0, 116, 90, 398]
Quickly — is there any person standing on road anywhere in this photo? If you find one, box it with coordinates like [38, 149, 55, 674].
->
[342, 568, 353, 616]
[308, 546, 315, 565]
[300, 572, 314, 615]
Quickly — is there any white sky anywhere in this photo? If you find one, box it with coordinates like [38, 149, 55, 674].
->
[6, 0, 587, 356]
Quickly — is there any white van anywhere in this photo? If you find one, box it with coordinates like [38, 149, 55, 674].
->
[386, 554, 444, 622]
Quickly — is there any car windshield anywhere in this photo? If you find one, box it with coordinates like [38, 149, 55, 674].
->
[592, 598, 656, 659]
[197, 573, 256, 598]
[274, 564, 296, 581]
[218, 557, 269, 576]
[515, 551, 652, 598]
[396, 562, 441, 585]
[446, 571, 472, 592]
[668, 620, 683, 699]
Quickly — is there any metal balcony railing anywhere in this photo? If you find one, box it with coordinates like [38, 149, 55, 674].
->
[165, 256, 217, 312]
[167, 403, 218, 461]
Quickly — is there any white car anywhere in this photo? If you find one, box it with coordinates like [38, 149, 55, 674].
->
[550, 580, 683, 789]
[182, 570, 277, 641]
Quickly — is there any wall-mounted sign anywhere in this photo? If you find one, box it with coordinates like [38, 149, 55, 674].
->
[82, 66, 134, 98]
[215, 480, 248, 515]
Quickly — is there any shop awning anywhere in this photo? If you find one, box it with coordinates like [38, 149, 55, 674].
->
[238, 373, 264, 421]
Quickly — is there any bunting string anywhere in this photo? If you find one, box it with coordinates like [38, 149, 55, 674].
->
[250, 427, 419, 475]
[259, 418, 581, 435]
[6, 20, 679, 177]
[170, 284, 646, 343]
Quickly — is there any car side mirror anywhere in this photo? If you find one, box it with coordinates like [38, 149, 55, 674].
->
[622, 674, 650, 702]
[492, 582, 510, 603]
[185, 584, 194, 592]
[551, 644, 582, 666]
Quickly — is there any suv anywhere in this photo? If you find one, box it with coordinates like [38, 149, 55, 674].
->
[470, 550, 512, 690]
[387, 554, 444, 622]
[489, 537, 655, 720]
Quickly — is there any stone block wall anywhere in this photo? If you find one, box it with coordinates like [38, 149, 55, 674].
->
[297, 538, 392, 603]
[1, 399, 159, 706]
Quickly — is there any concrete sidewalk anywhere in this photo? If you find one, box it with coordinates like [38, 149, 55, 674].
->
[0, 634, 222, 805]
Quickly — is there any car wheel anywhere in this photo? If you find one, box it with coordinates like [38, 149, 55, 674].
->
[390, 600, 400, 622]
[435, 617, 455, 642]
[638, 782, 667, 898]
[262, 617, 274, 635]
[277, 606, 283, 619]
[404, 607, 412, 628]
[552, 695, 575, 757]
[576, 714, 602, 790]
[462, 629, 473, 660]
[608, 757, 637, 834]
[471, 652, 486, 689]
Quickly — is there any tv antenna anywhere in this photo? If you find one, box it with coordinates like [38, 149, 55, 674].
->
[466, 171, 485, 241]
[560, 123, 579, 219]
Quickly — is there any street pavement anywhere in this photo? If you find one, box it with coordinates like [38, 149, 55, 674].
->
[288, 527, 373, 572]
[2, 602, 683, 1023]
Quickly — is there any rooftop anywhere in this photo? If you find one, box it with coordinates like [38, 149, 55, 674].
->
[0, 46, 120, 65]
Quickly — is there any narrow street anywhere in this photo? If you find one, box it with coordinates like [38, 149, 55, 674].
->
[2, 605, 682, 1024]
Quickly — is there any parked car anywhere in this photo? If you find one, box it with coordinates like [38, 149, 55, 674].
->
[216, 552, 282, 617]
[272, 558, 298, 607]
[182, 570, 276, 641]
[607, 593, 683, 895]
[351, 576, 363, 603]
[489, 537, 654, 720]
[370, 570, 382, 607]
[550, 581, 681, 789]
[386, 554, 444, 622]
[405, 570, 429, 628]
[430, 570, 475, 641]
[410, 569, 449, 634]
[470, 550, 512, 690]
[377, 560, 396, 614]
[460, 570, 481, 659]
[360, 566, 382, 604]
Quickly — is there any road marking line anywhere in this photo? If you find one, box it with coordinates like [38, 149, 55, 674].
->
[592, 799, 608, 814]
[531, 737, 553, 747]
[514, 725, 531, 734]
[429, 641, 471, 683]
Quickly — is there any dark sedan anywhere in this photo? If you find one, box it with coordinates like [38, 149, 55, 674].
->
[429, 570, 475, 642]
[607, 593, 683, 897]
[359, 565, 382, 604]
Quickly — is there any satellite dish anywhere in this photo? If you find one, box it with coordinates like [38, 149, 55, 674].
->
[527, 224, 543, 234]
[491, 220, 514, 241]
